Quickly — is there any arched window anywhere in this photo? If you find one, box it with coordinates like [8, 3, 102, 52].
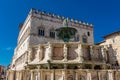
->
[38, 27, 45, 36]
[82, 34, 87, 43]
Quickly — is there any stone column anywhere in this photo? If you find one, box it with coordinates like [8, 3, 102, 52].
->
[75, 72, 78, 80]
[47, 42, 52, 61]
[87, 71, 91, 80]
[23, 70, 27, 80]
[63, 44, 67, 62]
[98, 71, 101, 80]
[108, 70, 113, 80]
[62, 70, 67, 80]
[31, 70, 34, 80]
[90, 46, 94, 60]
[16, 71, 19, 80]
[17, 71, 20, 80]
[28, 47, 33, 63]
[10, 71, 14, 80]
[37, 66, 41, 80]
[78, 44, 84, 62]
[40, 70, 43, 80]
[51, 70, 55, 80]
[101, 47, 106, 63]
[6, 71, 9, 80]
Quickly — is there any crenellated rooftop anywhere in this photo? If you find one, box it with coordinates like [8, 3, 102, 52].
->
[29, 8, 93, 27]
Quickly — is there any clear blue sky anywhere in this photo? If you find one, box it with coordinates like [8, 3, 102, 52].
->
[0, 0, 120, 66]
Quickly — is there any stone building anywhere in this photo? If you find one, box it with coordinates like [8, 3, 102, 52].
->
[6, 9, 120, 80]
[98, 30, 120, 69]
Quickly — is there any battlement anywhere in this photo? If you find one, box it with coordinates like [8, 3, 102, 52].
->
[30, 8, 93, 27]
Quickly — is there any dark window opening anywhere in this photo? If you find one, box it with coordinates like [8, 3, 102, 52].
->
[115, 61, 119, 66]
[52, 66, 58, 69]
[82, 37, 87, 43]
[84, 64, 91, 69]
[38, 29, 45, 36]
[50, 31, 55, 38]
[94, 65, 101, 70]
[87, 32, 90, 36]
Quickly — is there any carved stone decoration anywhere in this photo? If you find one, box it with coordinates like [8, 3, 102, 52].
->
[91, 71, 99, 80]
[63, 44, 67, 61]
[47, 42, 52, 61]
[53, 47, 64, 60]
[115, 71, 120, 80]
[79, 75, 86, 80]
[67, 75, 74, 80]
[90, 46, 94, 60]
[28, 47, 33, 62]
[98, 71, 108, 80]
[68, 47, 78, 60]
[55, 74, 62, 80]
[45, 74, 51, 80]
[108, 71, 113, 80]
[101, 47, 106, 63]
[87, 72, 91, 80]
[78, 71, 87, 80]
[78, 44, 84, 62]
[36, 46, 43, 61]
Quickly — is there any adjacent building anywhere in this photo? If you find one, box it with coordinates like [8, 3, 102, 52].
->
[98, 30, 120, 69]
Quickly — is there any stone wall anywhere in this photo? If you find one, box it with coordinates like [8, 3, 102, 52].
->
[6, 69, 120, 80]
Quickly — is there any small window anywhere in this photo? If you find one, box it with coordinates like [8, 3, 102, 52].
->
[87, 32, 90, 36]
[83, 38, 87, 43]
[50, 31, 55, 38]
[38, 29, 45, 36]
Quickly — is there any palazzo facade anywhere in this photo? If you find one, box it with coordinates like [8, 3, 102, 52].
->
[6, 9, 120, 80]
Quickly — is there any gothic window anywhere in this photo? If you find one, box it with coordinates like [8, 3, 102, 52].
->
[50, 30, 55, 38]
[82, 35, 87, 43]
[38, 28, 45, 36]
[87, 31, 90, 36]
